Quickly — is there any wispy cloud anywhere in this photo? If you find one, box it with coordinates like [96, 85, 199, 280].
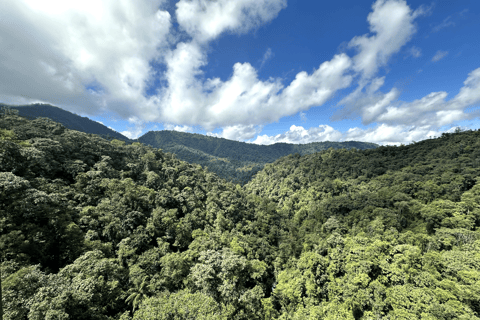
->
[259, 48, 273, 69]
[407, 46, 422, 58]
[300, 112, 307, 122]
[431, 9, 468, 33]
[431, 50, 448, 62]
[431, 16, 455, 33]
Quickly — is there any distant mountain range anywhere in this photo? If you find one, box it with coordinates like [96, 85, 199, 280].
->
[1, 103, 379, 185]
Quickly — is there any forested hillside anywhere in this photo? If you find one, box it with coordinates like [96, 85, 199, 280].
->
[1, 111, 480, 319]
[139, 130, 378, 185]
[1, 103, 378, 186]
[2, 103, 131, 142]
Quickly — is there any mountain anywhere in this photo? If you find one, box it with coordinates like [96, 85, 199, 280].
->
[2, 112, 480, 319]
[1, 103, 131, 142]
[138, 130, 378, 185]
[1, 103, 378, 186]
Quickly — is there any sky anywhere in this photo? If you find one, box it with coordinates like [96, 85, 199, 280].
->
[0, 0, 479, 145]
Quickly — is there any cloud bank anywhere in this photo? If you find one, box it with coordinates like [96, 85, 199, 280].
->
[1, 0, 479, 145]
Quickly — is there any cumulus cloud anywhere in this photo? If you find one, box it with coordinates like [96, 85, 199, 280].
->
[0, 0, 171, 117]
[336, 67, 480, 129]
[348, 0, 427, 79]
[333, 76, 400, 122]
[431, 50, 448, 62]
[207, 124, 263, 141]
[1, 0, 478, 147]
[155, 40, 353, 131]
[175, 0, 287, 42]
[121, 127, 144, 140]
[329, 0, 447, 144]
[451, 68, 480, 109]
[249, 124, 343, 145]
[164, 124, 194, 132]
[344, 124, 440, 145]
[1, 0, 354, 138]
[315, 67, 480, 145]
[248, 123, 443, 146]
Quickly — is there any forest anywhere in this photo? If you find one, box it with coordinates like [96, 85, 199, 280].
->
[1, 108, 480, 319]
[138, 130, 377, 186]
[3, 103, 130, 142]
[5, 103, 378, 187]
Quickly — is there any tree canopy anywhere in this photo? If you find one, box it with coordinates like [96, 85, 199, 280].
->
[2, 112, 480, 319]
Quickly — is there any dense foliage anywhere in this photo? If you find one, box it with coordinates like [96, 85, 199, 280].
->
[1, 111, 480, 319]
[4, 103, 378, 187]
[139, 130, 378, 185]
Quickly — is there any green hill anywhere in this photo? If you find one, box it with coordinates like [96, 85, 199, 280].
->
[1, 103, 131, 142]
[138, 130, 378, 185]
[0, 103, 378, 186]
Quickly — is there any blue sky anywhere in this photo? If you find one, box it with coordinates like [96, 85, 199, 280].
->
[1, 0, 479, 145]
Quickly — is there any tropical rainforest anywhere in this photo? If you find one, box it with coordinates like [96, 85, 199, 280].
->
[1, 107, 480, 319]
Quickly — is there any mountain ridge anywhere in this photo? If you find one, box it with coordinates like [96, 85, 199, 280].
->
[2, 103, 131, 142]
[1, 103, 378, 185]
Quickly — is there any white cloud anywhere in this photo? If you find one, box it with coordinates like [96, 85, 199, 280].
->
[348, 0, 426, 79]
[1, 0, 477, 148]
[300, 112, 307, 122]
[0, 0, 171, 117]
[164, 124, 194, 132]
[207, 124, 263, 141]
[327, 67, 480, 145]
[431, 50, 448, 62]
[259, 48, 273, 69]
[175, 0, 287, 42]
[344, 124, 440, 145]
[249, 123, 442, 146]
[121, 127, 144, 139]
[431, 16, 455, 33]
[155, 39, 353, 131]
[408, 46, 422, 58]
[333, 76, 401, 122]
[145, 0, 352, 133]
[336, 67, 480, 130]
[249, 124, 343, 145]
